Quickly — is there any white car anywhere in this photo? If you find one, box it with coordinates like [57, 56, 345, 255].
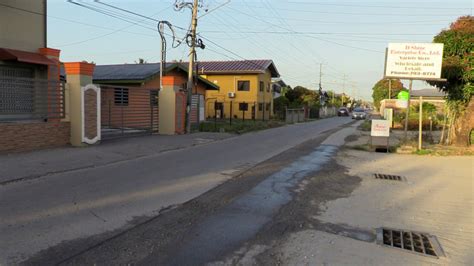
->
[352, 108, 367, 120]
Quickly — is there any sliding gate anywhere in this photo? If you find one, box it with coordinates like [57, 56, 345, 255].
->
[101, 85, 158, 139]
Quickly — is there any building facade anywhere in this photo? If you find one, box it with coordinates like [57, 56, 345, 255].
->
[196, 60, 280, 120]
[0, 0, 70, 153]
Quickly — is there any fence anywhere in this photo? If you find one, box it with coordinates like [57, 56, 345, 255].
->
[0, 76, 65, 121]
[206, 100, 271, 123]
[285, 108, 306, 123]
[319, 106, 337, 118]
[100, 85, 159, 139]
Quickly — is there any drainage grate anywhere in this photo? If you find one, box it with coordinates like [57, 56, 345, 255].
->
[374, 173, 404, 181]
[376, 228, 445, 258]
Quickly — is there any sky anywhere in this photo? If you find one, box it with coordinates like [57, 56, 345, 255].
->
[46, 0, 473, 100]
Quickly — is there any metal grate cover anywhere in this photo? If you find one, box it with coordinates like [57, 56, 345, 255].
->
[374, 173, 405, 181]
[376, 228, 445, 258]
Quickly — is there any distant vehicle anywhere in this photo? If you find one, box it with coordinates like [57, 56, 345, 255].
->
[352, 108, 367, 120]
[337, 107, 350, 116]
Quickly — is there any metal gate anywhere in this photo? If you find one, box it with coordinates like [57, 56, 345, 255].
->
[100, 85, 158, 139]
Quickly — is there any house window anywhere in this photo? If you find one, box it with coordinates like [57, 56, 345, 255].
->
[150, 90, 158, 106]
[114, 88, 129, 106]
[266, 103, 270, 111]
[0, 65, 36, 121]
[259, 81, 264, 92]
[267, 83, 270, 92]
[237, 80, 250, 91]
[258, 103, 263, 111]
[239, 102, 248, 111]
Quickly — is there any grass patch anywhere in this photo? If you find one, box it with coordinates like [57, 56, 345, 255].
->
[199, 119, 286, 134]
[358, 120, 371, 131]
[414, 149, 433, 155]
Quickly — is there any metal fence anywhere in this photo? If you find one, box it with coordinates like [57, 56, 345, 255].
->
[100, 85, 159, 139]
[0, 76, 65, 121]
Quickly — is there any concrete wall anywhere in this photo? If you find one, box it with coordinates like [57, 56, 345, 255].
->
[0, 0, 46, 52]
[204, 70, 273, 120]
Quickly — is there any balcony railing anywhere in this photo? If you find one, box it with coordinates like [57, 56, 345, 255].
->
[0, 76, 65, 121]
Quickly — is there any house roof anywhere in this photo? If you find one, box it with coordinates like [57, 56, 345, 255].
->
[411, 88, 446, 98]
[93, 63, 164, 81]
[193, 60, 280, 77]
[0, 48, 55, 65]
[60, 63, 219, 90]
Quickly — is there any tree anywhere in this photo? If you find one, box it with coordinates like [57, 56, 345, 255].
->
[273, 96, 290, 118]
[135, 58, 147, 64]
[371, 79, 406, 110]
[427, 16, 474, 146]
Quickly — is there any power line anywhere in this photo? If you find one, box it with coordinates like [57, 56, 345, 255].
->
[283, 1, 469, 10]
[224, 6, 384, 53]
[200, 30, 435, 36]
[227, 3, 464, 17]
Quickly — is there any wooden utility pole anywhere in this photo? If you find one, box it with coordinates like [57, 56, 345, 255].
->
[186, 0, 199, 133]
[418, 96, 423, 150]
[388, 79, 392, 99]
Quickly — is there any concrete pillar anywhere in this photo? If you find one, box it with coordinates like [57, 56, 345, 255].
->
[159, 76, 180, 135]
[63, 62, 95, 146]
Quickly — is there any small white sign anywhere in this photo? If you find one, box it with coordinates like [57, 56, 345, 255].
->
[371, 119, 390, 137]
[384, 108, 394, 128]
[395, 99, 409, 109]
[385, 43, 444, 80]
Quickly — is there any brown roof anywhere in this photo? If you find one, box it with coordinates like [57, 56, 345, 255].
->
[0, 48, 55, 65]
[192, 60, 280, 77]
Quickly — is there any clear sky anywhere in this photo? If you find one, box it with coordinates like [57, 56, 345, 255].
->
[46, 0, 473, 100]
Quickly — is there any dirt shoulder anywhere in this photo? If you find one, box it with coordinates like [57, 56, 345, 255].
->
[242, 133, 474, 265]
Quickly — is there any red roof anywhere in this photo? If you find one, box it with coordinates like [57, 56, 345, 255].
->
[0, 48, 55, 65]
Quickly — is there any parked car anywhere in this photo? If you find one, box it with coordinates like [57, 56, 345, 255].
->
[337, 107, 350, 116]
[352, 108, 367, 120]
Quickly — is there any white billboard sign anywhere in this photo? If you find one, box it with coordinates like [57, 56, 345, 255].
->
[385, 43, 444, 80]
[371, 119, 390, 137]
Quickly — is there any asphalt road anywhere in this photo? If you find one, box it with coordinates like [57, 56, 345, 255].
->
[0, 117, 351, 264]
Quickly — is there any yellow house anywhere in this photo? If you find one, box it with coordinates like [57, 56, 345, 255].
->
[197, 60, 280, 120]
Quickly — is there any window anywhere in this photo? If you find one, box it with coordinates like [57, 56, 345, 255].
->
[259, 81, 264, 92]
[150, 90, 158, 106]
[239, 102, 248, 111]
[237, 80, 250, 91]
[266, 103, 270, 111]
[258, 103, 263, 111]
[267, 83, 270, 92]
[0, 65, 37, 120]
[114, 88, 129, 106]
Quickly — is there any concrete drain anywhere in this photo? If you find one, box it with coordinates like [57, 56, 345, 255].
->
[376, 228, 444, 258]
[374, 173, 404, 181]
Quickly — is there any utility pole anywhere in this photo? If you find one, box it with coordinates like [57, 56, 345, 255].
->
[388, 79, 392, 99]
[342, 74, 346, 106]
[186, 0, 199, 134]
[319, 63, 322, 89]
[404, 79, 413, 140]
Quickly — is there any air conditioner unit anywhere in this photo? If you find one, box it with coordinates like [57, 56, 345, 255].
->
[228, 92, 236, 98]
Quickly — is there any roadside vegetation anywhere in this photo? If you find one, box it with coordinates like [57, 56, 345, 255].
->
[427, 16, 474, 146]
[198, 119, 286, 134]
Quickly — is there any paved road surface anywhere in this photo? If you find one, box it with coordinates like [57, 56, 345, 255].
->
[0, 117, 351, 264]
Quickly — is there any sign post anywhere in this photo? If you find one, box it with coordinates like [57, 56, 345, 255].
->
[371, 119, 391, 152]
